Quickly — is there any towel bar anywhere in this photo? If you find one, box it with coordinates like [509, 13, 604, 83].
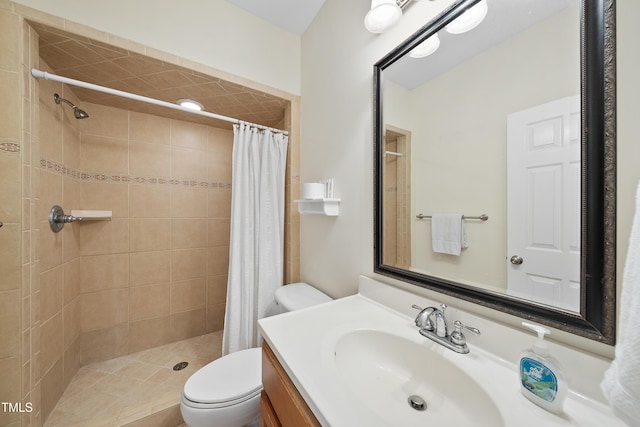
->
[416, 213, 488, 221]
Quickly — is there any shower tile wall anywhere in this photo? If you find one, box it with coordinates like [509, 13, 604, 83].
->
[35, 74, 83, 424]
[75, 101, 231, 364]
[40, 97, 233, 366]
[0, 4, 30, 427]
[34, 78, 232, 422]
[383, 140, 399, 265]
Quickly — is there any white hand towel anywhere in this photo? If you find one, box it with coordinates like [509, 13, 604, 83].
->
[601, 180, 640, 426]
[431, 213, 468, 256]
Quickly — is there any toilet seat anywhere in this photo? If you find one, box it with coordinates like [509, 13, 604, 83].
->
[182, 389, 262, 410]
[182, 347, 262, 408]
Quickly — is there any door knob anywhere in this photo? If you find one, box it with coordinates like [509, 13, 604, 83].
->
[510, 255, 523, 265]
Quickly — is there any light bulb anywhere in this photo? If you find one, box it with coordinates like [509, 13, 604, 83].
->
[365, 0, 402, 33]
[446, 0, 488, 34]
[409, 34, 440, 58]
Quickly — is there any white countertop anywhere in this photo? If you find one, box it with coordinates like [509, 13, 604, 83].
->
[258, 292, 623, 427]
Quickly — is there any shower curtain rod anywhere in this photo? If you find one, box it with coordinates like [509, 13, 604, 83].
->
[31, 69, 288, 135]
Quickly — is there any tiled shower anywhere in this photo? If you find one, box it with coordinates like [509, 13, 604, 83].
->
[0, 3, 300, 426]
[40, 88, 233, 356]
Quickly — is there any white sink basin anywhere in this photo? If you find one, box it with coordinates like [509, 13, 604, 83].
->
[334, 329, 504, 426]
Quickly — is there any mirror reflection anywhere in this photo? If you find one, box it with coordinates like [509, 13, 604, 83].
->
[381, 0, 581, 312]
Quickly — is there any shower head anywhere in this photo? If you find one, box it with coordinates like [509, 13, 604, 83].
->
[74, 107, 90, 119]
[53, 93, 89, 119]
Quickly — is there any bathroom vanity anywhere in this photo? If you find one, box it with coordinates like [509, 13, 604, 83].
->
[258, 276, 624, 427]
[261, 342, 320, 426]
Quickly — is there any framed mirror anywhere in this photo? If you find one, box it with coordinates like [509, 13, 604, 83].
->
[373, 0, 616, 344]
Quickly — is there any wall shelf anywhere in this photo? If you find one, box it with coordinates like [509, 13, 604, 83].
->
[294, 199, 340, 216]
[49, 206, 112, 233]
[70, 210, 112, 220]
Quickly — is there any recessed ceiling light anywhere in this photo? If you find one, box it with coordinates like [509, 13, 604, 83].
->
[177, 99, 204, 111]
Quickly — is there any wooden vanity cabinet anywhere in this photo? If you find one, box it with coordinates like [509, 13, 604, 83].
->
[261, 342, 321, 427]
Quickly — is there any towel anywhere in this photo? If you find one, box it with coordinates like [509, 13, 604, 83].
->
[601, 180, 640, 426]
[431, 213, 468, 256]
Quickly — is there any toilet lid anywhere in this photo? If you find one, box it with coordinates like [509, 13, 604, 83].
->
[275, 282, 332, 312]
[183, 347, 262, 405]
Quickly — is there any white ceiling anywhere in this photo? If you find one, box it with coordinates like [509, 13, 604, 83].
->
[225, 0, 326, 35]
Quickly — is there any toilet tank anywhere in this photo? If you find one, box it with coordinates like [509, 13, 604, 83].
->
[274, 282, 332, 313]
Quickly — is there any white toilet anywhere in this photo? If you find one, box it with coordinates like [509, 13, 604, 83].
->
[180, 282, 332, 427]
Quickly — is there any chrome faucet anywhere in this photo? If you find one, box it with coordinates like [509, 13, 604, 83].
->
[411, 303, 480, 354]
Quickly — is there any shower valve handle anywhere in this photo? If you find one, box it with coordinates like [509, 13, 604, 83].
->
[49, 205, 84, 233]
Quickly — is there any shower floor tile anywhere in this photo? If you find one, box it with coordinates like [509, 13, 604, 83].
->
[44, 331, 223, 427]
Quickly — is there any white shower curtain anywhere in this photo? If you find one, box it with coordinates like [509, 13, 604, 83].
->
[222, 123, 288, 355]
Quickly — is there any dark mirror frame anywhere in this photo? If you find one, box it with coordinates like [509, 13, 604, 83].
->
[373, 0, 616, 344]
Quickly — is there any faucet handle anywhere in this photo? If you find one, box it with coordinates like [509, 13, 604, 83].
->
[450, 320, 481, 346]
[455, 320, 480, 335]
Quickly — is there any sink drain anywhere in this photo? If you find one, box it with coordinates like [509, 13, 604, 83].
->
[173, 361, 189, 371]
[408, 395, 427, 411]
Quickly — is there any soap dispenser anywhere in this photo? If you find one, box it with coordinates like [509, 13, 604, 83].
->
[519, 322, 567, 414]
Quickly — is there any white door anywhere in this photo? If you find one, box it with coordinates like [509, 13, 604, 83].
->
[507, 96, 580, 312]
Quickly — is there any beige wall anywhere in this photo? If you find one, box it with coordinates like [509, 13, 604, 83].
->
[300, 0, 458, 297]
[615, 0, 640, 291]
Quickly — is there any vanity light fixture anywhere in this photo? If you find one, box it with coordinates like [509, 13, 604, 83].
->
[365, 0, 413, 34]
[445, 0, 488, 34]
[409, 34, 440, 58]
[177, 99, 204, 111]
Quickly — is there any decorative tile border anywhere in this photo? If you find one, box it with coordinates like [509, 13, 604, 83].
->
[0, 142, 20, 154]
[39, 157, 231, 189]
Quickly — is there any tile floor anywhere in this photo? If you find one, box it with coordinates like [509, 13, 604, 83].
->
[44, 332, 223, 427]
